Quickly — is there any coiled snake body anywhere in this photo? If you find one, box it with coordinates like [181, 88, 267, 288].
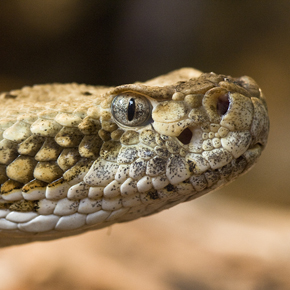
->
[0, 68, 269, 247]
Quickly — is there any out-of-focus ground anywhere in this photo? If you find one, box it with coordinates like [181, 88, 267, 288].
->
[0, 1, 289, 289]
[2, 198, 290, 290]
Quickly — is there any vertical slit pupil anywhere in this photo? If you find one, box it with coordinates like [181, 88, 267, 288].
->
[128, 98, 135, 121]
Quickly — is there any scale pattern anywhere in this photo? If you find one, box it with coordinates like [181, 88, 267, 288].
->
[0, 68, 269, 247]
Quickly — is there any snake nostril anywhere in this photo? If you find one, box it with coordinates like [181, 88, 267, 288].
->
[177, 127, 192, 145]
[217, 92, 230, 116]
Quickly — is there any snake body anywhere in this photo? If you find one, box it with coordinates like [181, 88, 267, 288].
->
[0, 68, 269, 247]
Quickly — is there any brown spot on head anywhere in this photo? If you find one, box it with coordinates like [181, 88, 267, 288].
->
[82, 91, 92, 96]
[4, 93, 17, 99]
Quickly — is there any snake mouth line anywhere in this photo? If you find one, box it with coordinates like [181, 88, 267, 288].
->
[250, 142, 263, 150]
[177, 127, 192, 145]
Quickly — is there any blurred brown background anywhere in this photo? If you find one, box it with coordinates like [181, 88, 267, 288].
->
[0, 1, 289, 289]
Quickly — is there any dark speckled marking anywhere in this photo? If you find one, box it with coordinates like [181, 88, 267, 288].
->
[9, 200, 35, 212]
[146, 156, 167, 176]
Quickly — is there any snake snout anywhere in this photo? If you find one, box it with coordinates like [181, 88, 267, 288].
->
[177, 127, 192, 145]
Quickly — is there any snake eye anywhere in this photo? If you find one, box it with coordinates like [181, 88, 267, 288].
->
[112, 92, 152, 127]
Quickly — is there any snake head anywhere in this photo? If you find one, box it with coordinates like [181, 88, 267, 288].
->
[110, 72, 269, 189]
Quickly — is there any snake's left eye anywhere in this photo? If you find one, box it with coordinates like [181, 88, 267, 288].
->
[111, 92, 152, 127]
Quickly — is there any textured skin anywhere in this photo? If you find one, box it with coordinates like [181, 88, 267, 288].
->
[0, 68, 269, 247]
